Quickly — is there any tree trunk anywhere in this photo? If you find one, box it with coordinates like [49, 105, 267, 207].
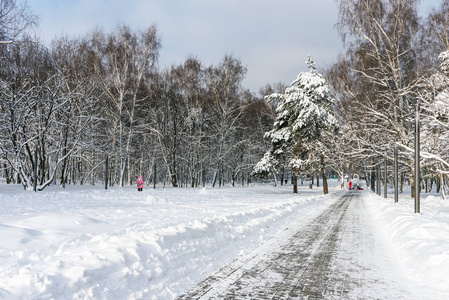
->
[410, 164, 416, 198]
[212, 171, 217, 187]
[309, 173, 313, 189]
[4, 163, 10, 184]
[400, 173, 404, 193]
[170, 163, 178, 187]
[293, 173, 298, 194]
[271, 167, 278, 187]
[202, 168, 206, 187]
[440, 173, 445, 199]
[320, 154, 328, 195]
[280, 168, 284, 186]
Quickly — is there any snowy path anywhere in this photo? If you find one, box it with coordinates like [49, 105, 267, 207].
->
[179, 191, 421, 299]
[2, 183, 449, 299]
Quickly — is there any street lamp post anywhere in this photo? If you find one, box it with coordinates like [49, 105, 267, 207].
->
[384, 152, 387, 198]
[415, 104, 420, 213]
[377, 164, 381, 196]
[33, 143, 38, 192]
[394, 145, 398, 203]
[105, 149, 109, 190]
[153, 162, 157, 189]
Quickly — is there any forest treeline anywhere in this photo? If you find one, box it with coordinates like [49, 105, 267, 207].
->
[327, 0, 449, 198]
[0, 19, 279, 189]
[2, 0, 449, 198]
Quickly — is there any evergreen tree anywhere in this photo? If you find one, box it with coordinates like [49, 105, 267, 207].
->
[254, 57, 339, 194]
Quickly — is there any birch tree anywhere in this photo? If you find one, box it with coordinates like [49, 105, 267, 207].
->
[0, 0, 37, 45]
[334, 0, 423, 197]
[207, 55, 246, 187]
[418, 51, 449, 198]
[91, 25, 160, 186]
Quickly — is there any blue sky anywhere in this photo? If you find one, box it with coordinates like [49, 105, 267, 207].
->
[28, 0, 443, 94]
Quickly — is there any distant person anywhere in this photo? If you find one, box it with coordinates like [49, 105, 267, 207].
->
[137, 176, 144, 192]
[349, 181, 352, 190]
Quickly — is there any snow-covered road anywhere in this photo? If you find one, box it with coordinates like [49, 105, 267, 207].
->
[180, 191, 426, 299]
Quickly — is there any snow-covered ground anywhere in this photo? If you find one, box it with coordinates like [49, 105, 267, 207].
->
[1, 180, 449, 299]
[364, 189, 449, 299]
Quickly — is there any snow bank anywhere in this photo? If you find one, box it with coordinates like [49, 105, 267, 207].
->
[0, 182, 338, 299]
[364, 191, 449, 296]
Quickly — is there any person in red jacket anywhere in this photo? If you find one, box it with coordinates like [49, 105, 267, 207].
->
[349, 180, 352, 190]
[137, 176, 144, 192]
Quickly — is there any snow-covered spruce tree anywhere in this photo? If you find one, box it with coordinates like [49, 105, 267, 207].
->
[252, 151, 281, 185]
[254, 57, 339, 194]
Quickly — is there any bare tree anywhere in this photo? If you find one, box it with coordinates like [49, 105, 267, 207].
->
[417, 51, 449, 198]
[423, 0, 449, 57]
[333, 0, 424, 197]
[91, 25, 160, 186]
[0, 0, 37, 44]
[206, 55, 247, 187]
[50, 36, 103, 187]
[0, 36, 92, 190]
